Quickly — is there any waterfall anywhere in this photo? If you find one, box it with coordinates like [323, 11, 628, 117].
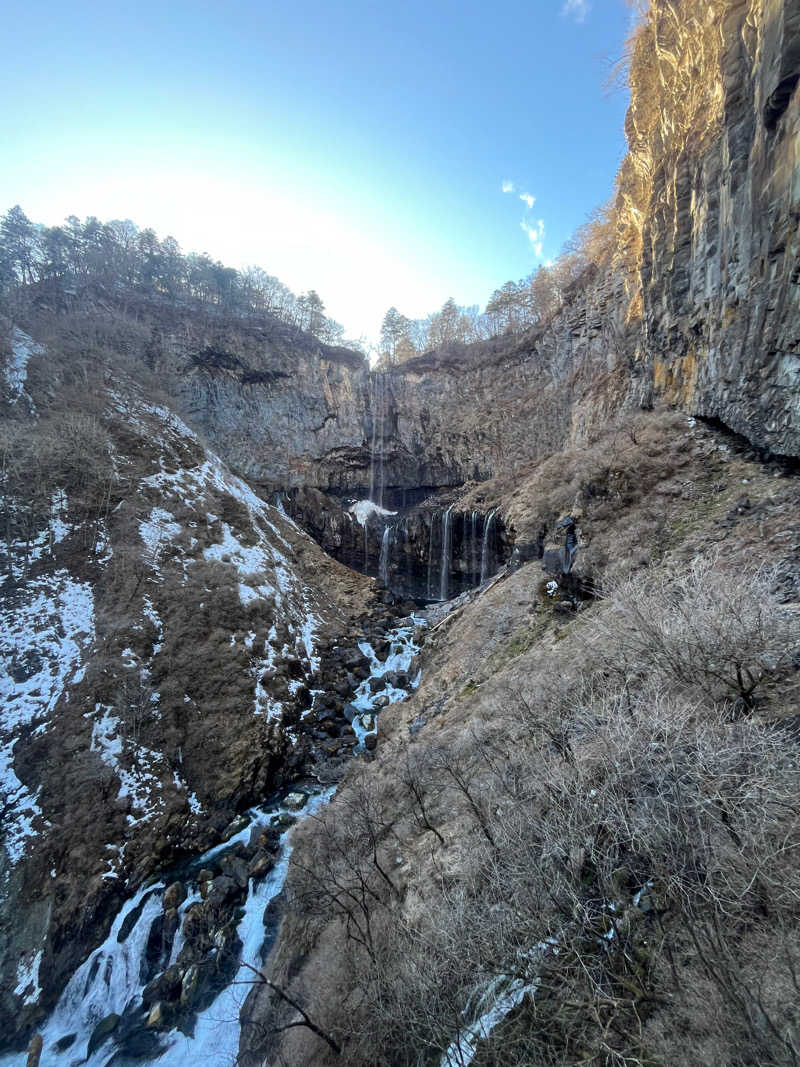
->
[379, 525, 392, 587]
[440, 505, 454, 602]
[480, 509, 496, 583]
[471, 510, 479, 582]
[368, 373, 386, 508]
[368, 375, 378, 505]
[426, 512, 437, 599]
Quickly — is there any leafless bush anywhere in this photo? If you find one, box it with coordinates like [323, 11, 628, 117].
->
[585, 555, 797, 709]
[271, 553, 799, 1067]
[285, 767, 399, 965]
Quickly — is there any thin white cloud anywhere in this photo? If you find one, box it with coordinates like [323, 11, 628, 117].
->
[562, 0, 590, 22]
[519, 192, 535, 209]
[521, 218, 546, 256]
[501, 180, 515, 194]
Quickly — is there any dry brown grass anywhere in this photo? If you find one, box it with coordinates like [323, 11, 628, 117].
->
[261, 532, 800, 1067]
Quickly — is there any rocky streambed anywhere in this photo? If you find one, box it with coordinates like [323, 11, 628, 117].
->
[4, 618, 424, 1067]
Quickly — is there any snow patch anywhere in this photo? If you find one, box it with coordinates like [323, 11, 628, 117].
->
[4, 327, 43, 411]
[1, 572, 94, 864]
[142, 596, 163, 655]
[14, 949, 43, 1006]
[90, 705, 166, 824]
[139, 507, 182, 561]
[348, 499, 397, 527]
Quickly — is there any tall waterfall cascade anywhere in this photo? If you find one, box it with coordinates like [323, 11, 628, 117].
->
[480, 508, 497, 584]
[439, 504, 454, 601]
[368, 372, 387, 509]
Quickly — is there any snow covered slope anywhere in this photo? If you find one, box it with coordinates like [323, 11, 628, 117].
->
[0, 325, 376, 1051]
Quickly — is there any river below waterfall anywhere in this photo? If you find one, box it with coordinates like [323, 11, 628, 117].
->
[4, 619, 423, 1067]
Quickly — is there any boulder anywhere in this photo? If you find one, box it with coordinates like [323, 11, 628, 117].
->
[373, 638, 391, 660]
[220, 854, 250, 889]
[342, 703, 359, 724]
[163, 881, 186, 912]
[248, 851, 274, 880]
[339, 647, 370, 669]
[87, 1013, 120, 1054]
[142, 966, 183, 1007]
[25, 1035, 43, 1067]
[180, 964, 203, 1009]
[205, 875, 242, 908]
[271, 812, 296, 829]
[283, 792, 308, 812]
[221, 815, 250, 842]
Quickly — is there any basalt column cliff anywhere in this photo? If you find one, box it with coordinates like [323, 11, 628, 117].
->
[0, 0, 798, 1065]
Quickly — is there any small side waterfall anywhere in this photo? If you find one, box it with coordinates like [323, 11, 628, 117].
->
[379, 525, 392, 586]
[439, 505, 454, 601]
[471, 510, 480, 581]
[480, 508, 497, 583]
[426, 512, 437, 599]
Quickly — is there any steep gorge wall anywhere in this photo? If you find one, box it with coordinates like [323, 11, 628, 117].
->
[182, 0, 799, 481]
[628, 0, 800, 456]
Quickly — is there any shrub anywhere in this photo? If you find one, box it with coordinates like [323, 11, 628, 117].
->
[585, 555, 797, 709]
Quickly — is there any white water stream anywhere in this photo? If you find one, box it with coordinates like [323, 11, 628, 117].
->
[480, 508, 497, 583]
[3, 620, 423, 1067]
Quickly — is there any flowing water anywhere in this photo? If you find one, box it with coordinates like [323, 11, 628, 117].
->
[379, 525, 392, 587]
[439, 505, 454, 601]
[4, 619, 423, 1067]
[480, 508, 497, 583]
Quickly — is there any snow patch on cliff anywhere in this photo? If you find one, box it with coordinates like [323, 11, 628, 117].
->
[348, 499, 397, 526]
[90, 705, 168, 826]
[139, 507, 182, 561]
[4, 327, 42, 411]
[0, 571, 94, 864]
[142, 452, 321, 676]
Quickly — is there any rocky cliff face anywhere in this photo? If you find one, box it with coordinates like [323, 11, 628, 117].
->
[630, 0, 800, 457]
[140, 310, 576, 497]
[142, 0, 800, 490]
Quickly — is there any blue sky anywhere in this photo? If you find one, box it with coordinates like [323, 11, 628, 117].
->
[2, 0, 632, 344]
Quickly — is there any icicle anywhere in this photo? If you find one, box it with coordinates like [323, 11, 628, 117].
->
[440, 505, 454, 601]
[379, 525, 392, 587]
[480, 509, 496, 583]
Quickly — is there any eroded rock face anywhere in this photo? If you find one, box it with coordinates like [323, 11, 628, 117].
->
[634, 0, 800, 457]
[282, 487, 510, 601]
[147, 315, 581, 495]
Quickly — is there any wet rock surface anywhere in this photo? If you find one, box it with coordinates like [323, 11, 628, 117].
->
[2, 611, 423, 1065]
